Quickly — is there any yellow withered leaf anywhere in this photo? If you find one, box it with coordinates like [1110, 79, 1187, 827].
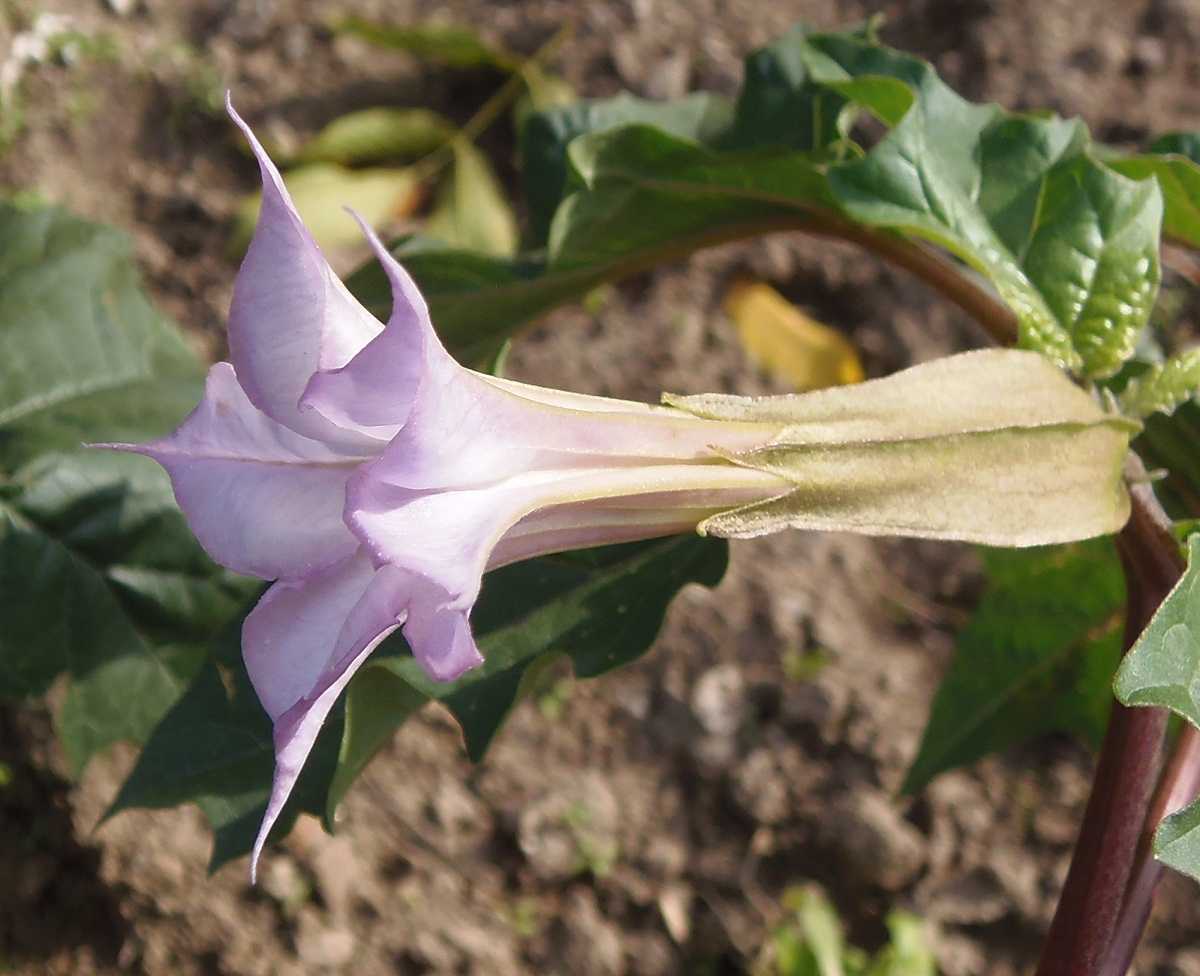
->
[726, 278, 864, 391]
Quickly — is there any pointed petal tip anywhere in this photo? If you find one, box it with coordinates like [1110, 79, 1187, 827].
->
[341, 207, 434, 337]
[224, 94, 293, 214]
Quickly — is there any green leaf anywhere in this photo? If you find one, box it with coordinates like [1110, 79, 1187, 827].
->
[719, 27, 1160, 376]
[332, 15, 520, 70]
[521, 92, 735, 245]
[1109, 139, 1200, 251]
[1020, 157, 1162, 378]
[1115, 534, 1200, 721]
[364, 28, 1160, 380]
[1148, 132, 1200, 162]
[553, 125, 833, 271]
[0, 205, 201, 464]
[718, 22, 868, 152]
[822, 74, 1159, 372]
[114, 535, 727, 869]
[904, 538, 1124, 793]
[424, 142, 518, 256]
[292, 107, 455, 167]
[0, 204, 251, 773]
[1152, 794, 1200, 883]
[326, 534, 728, 822]
[106, 609, 344, 873]
[865, 912, 936, 976]
[1119, 349, 1200, 418]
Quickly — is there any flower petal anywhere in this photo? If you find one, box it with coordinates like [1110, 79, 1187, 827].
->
[297, 215, 428, 437]
[402, 576, 483, 681]
[109, 362, 361, 580]
[348, 460, 786, 604]
[226, 99, 387, 449]
[244, 551, 402, 876]
[244, 553, 483, 877]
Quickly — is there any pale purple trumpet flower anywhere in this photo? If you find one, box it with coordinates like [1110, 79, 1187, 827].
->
[106, 101, 791, 875]
[104, 101, 1134, 877]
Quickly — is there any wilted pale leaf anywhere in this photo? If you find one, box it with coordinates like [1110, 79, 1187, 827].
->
[725, 278, 863, 390]
[231, 163, 419, 255]
[668, 349, 1136, 546]
[293, 107, 455, 166]
[332, 15, 520, 69]
[424, 142, 518, 256]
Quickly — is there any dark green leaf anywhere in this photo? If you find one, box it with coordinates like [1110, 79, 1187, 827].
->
[1136, 400, 1200, 519]
[0, 204, 251, 773]
[0, 204, 202, 465]
[718, 22, 868, 152]
[115, 535, 727, 870]
[521, 92, 735, 245]
[1148, 132, 1200, 162]
[554, 125, 833, 270]
[106, 610, 344, 873]
[329, 534, 728, 823]
[904, 539, 1124, 793]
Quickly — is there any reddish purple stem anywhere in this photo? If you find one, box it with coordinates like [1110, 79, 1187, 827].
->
[1100, 722, 1200, 976]
[1035, 482, 1185, 976]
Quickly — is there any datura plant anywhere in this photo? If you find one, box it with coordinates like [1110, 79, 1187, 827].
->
[5, 20, 1200, 976]
[105, 103, 1133, 873]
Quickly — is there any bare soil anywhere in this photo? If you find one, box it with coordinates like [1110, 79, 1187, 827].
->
[4, 0, 1200, 974]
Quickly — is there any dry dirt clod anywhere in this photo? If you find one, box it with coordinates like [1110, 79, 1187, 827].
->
[294, 910, 356, 971]
[729, 746, 792, 825]
[691, 663, 747, 737]
[542, 887, 626, 976]
[657, 881, 694, 943]
[517, 771, 621, 881]
[815, 790, 928, 891]
[926, 866, 1011, 925]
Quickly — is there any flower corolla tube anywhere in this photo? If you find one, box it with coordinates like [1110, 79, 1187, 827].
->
[104, 100, 1135, 876]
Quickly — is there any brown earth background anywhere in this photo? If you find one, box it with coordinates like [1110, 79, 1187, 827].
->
[3, 0, 1200, 974]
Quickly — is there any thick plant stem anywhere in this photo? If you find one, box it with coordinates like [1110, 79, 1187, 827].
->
[1101, 723, 1200, 976]
[1035, 482, 1181, 976]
